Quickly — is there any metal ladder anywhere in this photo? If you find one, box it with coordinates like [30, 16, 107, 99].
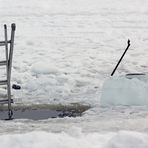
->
[0, 23, 16, 119]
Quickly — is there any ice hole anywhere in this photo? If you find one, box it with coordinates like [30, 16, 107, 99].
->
[0, 104, 90, 120]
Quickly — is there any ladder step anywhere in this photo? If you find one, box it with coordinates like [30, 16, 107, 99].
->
[0, 43, 5, 47]
[0, 40, 11, 46]
[0, 61, 7, 66]
[0, 80, 7, 85]
[0, 99, 13, 104]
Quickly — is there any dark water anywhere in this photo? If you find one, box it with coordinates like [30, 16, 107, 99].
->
[0, 104, 90, 120]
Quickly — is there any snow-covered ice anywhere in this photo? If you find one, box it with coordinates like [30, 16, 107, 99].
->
[0, 0, 148, 147]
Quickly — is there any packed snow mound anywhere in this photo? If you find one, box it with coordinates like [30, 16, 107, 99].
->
[105, 131, 148, 148]
[100, 74, 148, 106]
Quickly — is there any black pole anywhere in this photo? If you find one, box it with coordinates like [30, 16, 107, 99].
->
[111, 40, 130, 76]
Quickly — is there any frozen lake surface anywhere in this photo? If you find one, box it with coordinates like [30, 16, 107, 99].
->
[0, 0, 148, 147]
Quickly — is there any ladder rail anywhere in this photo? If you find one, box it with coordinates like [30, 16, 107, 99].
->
[4, 24, 12, 119]
[8, 24, 16, 119]
[8, 24, 16, 82]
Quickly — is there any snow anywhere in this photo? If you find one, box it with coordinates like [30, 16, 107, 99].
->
[0, 130, 112, 148]
[0, 0, 148, 147]
[2, 0, 145, 105]
[100, 74, 148, 106]
[1, 0, 147, 105]
[105, 131, 148, 148]
[31, 61, 60, 75]
[0, 130, 148, 148]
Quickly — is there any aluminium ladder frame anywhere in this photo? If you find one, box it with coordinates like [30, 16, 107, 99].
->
[0, 23, 16, 119]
